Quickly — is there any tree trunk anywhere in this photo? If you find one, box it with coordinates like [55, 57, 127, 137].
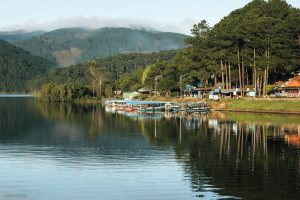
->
[221, 59, 224, 89]
[92, 81, 95, 98]
[246, 66, 249, 87]
[99, 78, 103, 97]
[225, 61, 229, 89]
[263, 68, 267, 96]
[253, 48, 256, 93]
[266, 46, 270, 96]
[242, 58, 245, 96]
[257, 76, 261, 96]
[214, 76, 217, 88]
[229, 61, 232, 89]
[237, 49, 242, 96]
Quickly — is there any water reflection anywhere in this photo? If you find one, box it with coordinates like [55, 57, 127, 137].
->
[1, 98, 300, 199]
[110, 110, 300, 199]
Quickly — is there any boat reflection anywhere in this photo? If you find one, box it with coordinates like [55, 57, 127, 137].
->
[105, 108, 300, 199]
[32, 102, 300, 199]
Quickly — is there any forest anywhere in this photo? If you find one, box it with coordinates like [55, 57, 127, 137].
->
[0, 40, 56, 92]
[40, 0, 300, 100]
[30, 50, 177, 94]
[1, 0, 299, 98]
[140, 0, 300, 97]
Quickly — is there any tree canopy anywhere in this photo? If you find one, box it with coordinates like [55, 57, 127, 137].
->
[0, 40, 56, 92]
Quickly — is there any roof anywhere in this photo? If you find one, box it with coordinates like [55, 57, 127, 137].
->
[138, 87, 152, 92]
[283, 76, 300, 88]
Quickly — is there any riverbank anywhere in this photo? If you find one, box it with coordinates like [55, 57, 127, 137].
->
[211, 98, 300, 114]
[211, 111, 300, 125]
[147, 96, 300, 114]
[33, 93, 300, 115]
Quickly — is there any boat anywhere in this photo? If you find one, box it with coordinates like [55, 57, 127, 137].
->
[165, 103, 180, 112]
[187, 102, 211, 113]
[139, 106, 165, 112]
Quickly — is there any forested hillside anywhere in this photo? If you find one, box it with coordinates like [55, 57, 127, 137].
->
[139, 0, 300, 96]
[0, 30, 44, 42]
[16, 27, 186, 66]
[29, 50, 177, 92]
[0, 40, 56, 92]
[3, 0, 299, 97]
[35, 0, 300, 98]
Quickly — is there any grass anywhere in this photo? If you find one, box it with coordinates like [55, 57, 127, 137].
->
[224, 99, 300, 112]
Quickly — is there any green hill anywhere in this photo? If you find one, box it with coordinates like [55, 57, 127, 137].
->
[16, 27, 186, 66]
[0, 30, 44, 42]
[29, 50, 178, 91]
[0, 40, 56, 92]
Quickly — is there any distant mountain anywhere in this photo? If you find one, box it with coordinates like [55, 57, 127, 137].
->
[0, 30, 44, 42]
[16, 27, 186, 66]
[0, 40, 56, 92]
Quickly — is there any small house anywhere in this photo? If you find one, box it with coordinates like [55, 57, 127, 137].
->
[282, 75, 300, 97]
[138, 87, 152, 95]
[123, 92, 140, 100]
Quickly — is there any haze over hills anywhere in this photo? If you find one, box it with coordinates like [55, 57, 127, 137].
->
[0, 39, 56, 92]
[15, 27, 187, 67]
[0, 30, 44, 42]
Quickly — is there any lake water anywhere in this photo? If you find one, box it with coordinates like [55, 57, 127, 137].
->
[0, 97, 299, 200]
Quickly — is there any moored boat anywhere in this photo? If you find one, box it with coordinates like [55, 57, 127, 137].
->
[187, 102, 211, 113]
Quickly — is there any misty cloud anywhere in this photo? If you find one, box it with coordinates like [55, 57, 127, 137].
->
[0, 16, 196, 35]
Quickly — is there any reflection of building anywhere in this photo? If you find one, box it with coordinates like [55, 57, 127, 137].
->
[283, 126, 300, 147]
[208, 119, 219, 129]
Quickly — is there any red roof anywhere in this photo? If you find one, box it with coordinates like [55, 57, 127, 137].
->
[283, 76, 300, 88]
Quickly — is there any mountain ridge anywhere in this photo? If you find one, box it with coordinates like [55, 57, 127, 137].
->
[15, 27, 186, 66]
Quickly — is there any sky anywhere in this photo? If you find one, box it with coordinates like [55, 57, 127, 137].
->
[1, 0, 299, 34]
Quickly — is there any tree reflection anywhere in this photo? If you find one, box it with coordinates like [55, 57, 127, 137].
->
[36, 101, 143, 143]
[131, 112, 300, 199]
[4, 98, 300, 199]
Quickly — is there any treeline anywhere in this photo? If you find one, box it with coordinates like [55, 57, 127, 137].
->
[29, 50, 178, 94]
[0, 40, 56, 92]
[130, 0, 300, 97]
[34, 0, 300, 98]
[39, 83, 90, 102]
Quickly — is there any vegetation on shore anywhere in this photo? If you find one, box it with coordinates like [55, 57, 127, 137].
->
[2, 0, 299, 102]
[140, 0, 300, 97]
[37, 0, 300, 100]
[39, 83, 90, 102]
[31, 50, 178, 94]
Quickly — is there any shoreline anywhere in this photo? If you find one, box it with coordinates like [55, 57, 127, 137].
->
[215, 109, 300, 115]
[147, 97, 300, 115]
[3, 95, 300, 115]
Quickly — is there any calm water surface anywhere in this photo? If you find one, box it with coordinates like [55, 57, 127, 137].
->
[0, 97, 300, 200]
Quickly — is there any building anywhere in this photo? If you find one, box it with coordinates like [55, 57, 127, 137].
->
[123, 92, 140, 100]
[138, 87, 152, 95]
[282, 75, 300, 97]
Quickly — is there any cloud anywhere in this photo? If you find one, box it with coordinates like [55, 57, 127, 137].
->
[0, 16, 195, 35]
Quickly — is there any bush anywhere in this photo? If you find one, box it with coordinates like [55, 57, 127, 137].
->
[40, 83, 90, 102]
